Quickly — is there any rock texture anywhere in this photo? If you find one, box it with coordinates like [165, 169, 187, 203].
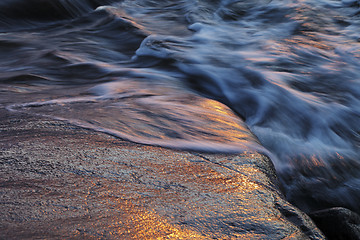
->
[0, 107, 324, 239]
[310, 207, 360, 240]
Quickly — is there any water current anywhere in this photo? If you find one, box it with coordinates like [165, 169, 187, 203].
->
[1, 0, 360, 215]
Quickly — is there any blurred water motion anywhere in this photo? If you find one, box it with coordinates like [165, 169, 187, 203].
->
[1, 0, 360, 217]
[8, 80, 263, 153]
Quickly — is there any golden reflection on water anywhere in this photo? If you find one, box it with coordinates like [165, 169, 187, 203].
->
[199, 98, 233, 116]
[287, 5, 336, 51]
[285, 36, 333, 51]
[292, 154, 327, 171]
[20, 84, 258, 150]
[197, 98, 255, 142]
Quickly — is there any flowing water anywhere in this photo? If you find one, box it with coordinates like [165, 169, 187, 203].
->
[1, 0, 360, 215]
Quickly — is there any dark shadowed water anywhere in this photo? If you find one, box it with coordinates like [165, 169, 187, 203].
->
[1, 0, 360, 215]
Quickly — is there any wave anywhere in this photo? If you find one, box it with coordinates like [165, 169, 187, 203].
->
[6, 79, 270, 155]
[0, 0, 117, 22]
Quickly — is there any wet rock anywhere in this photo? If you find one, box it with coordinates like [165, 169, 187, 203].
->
[309, 207, 360, 240]
[0, 107, 324, 239]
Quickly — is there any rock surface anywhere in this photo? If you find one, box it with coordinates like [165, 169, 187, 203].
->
[0, 107, 324, 239]
[310, 207, 360, 240]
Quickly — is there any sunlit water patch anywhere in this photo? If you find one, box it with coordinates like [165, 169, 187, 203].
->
[7, 80, 265, 153]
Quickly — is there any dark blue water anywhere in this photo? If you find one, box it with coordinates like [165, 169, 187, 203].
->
[1, 0, 360, 215]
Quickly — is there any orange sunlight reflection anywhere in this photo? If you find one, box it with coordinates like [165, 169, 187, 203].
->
[197, 98, 255, 143]
[106, 201, 204, 239]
